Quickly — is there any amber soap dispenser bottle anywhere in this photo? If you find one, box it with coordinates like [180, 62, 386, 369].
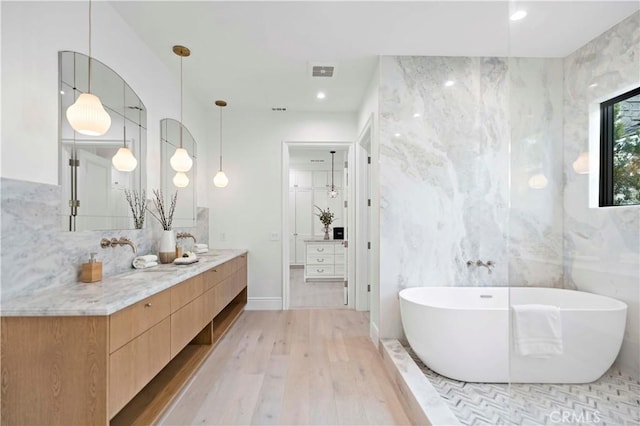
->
[81, 252, 102, 283]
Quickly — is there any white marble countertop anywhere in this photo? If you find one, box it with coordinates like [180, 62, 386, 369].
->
[303, 239, 344, 243]
[0, 249, 247, 317]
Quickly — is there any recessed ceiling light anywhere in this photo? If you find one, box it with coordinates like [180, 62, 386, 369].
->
[413, 113, 421, 118]
[444, 80, 455, 87]
[394, 133, 401, 138]
[60, 90, 65, 95]
[510, 10, 527, 21]
[316, 91, 326, 100]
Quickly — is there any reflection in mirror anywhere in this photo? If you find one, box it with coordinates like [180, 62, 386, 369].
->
[59, 51, 147, 231]
[160, 119, 196, 228]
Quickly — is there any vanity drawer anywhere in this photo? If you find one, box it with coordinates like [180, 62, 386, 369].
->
[307, 244, 335, 255]
[171, 296, 206, 358]
[110, 290, 171, 353]
[306, 254, 335, 265]
[306, 266, 335, 276]
[203, 261, 233, 291]
[109, 317, 170, 417]
[171, 274, 205, 312]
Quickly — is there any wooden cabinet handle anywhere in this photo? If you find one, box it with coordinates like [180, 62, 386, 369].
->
[144, 303, 152, 308]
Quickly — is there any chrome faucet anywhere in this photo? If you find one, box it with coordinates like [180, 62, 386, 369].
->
[476, 260, 495, 274]
[100, 237, 137, 254]
[466, 259, 495, 274]
[176, 232, 196, 244]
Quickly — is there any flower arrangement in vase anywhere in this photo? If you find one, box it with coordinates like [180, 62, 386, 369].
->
[124, 189, 146, 229]
[146, 189, 178, 263]
[314, 205, 335, 240]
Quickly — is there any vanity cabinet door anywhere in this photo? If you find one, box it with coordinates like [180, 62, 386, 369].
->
[109, 317, 171, 417]
[170, 296, 206, 358]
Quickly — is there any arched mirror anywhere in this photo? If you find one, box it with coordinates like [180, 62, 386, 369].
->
[160, 118, 196, 228]
[59, 51, 147, 231]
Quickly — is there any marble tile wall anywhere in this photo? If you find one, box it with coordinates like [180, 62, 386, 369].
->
[1, 177, 209, 301]
[379, 56, 564, 337]
[508, 58, 565, 288]
[563, 11, 640, 374]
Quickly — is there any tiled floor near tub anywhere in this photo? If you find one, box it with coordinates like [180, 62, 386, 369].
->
[406, 346, 640, 426]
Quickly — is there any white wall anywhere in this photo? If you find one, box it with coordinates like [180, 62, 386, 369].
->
[1, 1, 209, 205]
[207, 109, 356, 308]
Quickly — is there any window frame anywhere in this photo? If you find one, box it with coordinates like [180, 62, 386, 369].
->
[599, 86, 640, 207]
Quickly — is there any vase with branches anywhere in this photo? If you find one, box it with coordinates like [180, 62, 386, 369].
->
[124, 189, 146, 229]
[314, 205, 335, 240]
[146, 189, 178, 263]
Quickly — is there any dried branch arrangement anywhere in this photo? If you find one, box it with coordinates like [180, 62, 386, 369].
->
[124, 189, 147, 229]
[146, 189, 178, 230]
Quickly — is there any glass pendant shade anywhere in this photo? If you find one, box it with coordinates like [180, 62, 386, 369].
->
[328, 187, 338, 198]
[170, 147, 193, 172]
[66, 93, 112, 136]
[328, 150, 338, 198]
[528, 173, 548, 189]
[572, 152, 590, 174]
[112, 147, 137, 171]
[213, 170, 229, 188]
[173, 171, 189, 188]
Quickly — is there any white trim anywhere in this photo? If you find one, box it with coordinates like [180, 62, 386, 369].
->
[370, 320, 379, 347]
[246, 297, 283, 311]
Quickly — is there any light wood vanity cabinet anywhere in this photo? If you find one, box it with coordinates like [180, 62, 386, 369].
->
[1, 253, 248, 426]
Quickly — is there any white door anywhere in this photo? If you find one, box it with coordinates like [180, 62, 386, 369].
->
[77, 150, 112, 231]
[342, 158, 349, 305]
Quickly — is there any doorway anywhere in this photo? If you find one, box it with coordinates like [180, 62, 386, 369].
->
[282, 142, 360, 310]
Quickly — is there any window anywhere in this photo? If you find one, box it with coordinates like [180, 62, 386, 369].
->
[600, 87, 640, 206]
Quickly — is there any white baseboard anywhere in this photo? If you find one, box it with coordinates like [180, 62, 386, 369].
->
[246, 297, 282, 311]
[370, 321, 379, 347]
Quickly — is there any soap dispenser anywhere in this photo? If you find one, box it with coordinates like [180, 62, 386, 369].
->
[81, 252, 102, 283]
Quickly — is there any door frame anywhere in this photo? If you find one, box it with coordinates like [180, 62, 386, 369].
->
[282, 140, 356, 310]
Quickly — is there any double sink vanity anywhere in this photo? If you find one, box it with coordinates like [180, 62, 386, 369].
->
[1, 249, 248, 425]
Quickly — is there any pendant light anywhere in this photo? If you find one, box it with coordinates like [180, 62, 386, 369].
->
[111, 126, 137, 171]
[213, 100, 229, 188]
[173, 172, 189, 188]
[66, 0, 112, 136]
[328, 150, 338, 198]
[111, 83, 137, 171]
[170, 45, 193, 173]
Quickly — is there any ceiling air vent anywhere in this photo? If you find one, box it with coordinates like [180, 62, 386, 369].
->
[310, 159, 325, 163]
[312, 65, 335, 78]
[271, 107, 287, 112]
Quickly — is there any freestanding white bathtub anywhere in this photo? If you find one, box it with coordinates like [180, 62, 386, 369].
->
[399, 287, 627, 383]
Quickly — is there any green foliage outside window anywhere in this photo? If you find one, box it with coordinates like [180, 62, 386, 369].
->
[612, 96, 640, 205]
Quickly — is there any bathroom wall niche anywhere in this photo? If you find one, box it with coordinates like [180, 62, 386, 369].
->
[59, 51, 147, 232]
[160, 118, 197, 228]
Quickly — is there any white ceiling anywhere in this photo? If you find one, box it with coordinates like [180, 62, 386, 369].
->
[110, 1, 639, 113]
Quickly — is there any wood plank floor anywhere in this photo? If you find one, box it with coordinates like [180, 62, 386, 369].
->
[289, 267, 346, 309]
[159, 310, 412, 425]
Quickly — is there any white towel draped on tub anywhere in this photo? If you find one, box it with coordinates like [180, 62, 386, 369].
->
[512, 304, 563, 358]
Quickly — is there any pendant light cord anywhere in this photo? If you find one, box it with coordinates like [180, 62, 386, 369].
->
[331, 151, 335, 189]
[179, 55, 183, 149]
[88, 0, 92, 93]
[219, 106, 223, 170]
[123, 79, 126, 149]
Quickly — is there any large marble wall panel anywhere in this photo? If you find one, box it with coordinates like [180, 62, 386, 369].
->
[563, 12, 640, 374]
[379, 56, 511, 337]
[508, 58, 565, 288]
[1, 178, 209, 301]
